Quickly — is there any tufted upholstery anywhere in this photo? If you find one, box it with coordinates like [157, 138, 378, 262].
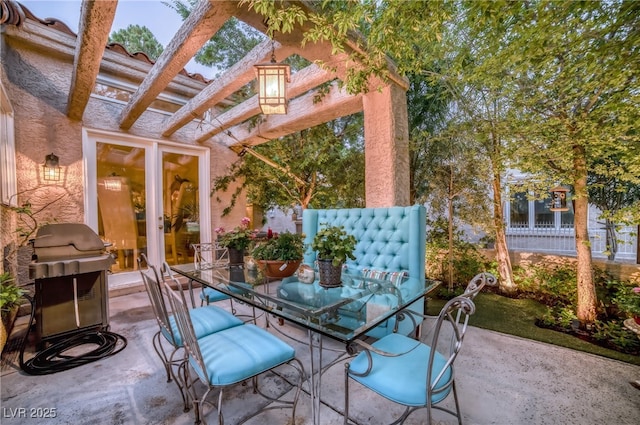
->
[299, 205, 427, 337]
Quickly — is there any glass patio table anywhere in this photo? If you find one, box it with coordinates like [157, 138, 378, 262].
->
[170, 262, 440, 425]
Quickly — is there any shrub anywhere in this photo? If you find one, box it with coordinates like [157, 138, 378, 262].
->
[425, 217, 489, 288]
[0, 272, 25, 313]
[591, 320, 640, 354]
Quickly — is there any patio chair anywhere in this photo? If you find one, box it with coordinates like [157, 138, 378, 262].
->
[137, 254, 244, 411]
[162, 276, 305, 425]
[344, 296, 477, 425]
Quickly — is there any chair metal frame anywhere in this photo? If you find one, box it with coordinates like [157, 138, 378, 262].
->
[138, 254, 190, 411]
[138, 254, 245, 413]
[163, 276, 306, 425]
[343, 273, 497, 425]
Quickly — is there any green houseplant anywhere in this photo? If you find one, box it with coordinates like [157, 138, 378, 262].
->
[1, 272, 25, 353]
[252, 232, 305, 278]
[311, 225, 357, 287]
[215, 217, 257, 263]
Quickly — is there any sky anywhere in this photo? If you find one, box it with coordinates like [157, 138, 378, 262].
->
[20, 0, 214, 77]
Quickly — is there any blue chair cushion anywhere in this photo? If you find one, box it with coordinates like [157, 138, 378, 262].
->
[189, 324, 296, 386]
[348, 333, 452, 406]
[162, 305, 243, 347]
[200, 287, 231, 303]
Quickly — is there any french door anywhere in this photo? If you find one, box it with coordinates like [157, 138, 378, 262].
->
[83, 129, 210, 288]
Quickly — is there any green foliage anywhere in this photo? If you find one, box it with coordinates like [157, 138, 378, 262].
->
[591, 320, 640, 354]
[540, 306, 578, 329]
[515, 262, 579, 308]
[425, 217, 488, 287]
[109, 24, 164, 60]
[611, 282, 640, 317]
[0, 273, 24, 313]
[311, 225, 356, 266]
[212, 117, 365, 215]
[251, 232, 305, 261]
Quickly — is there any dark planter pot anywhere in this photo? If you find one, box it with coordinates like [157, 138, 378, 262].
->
[317, 259, 343, 288]
[257, 260, 301, 279]
[228, 248, 245, 265]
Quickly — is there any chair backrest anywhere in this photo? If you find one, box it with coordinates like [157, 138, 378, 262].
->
[463, 272, 498, 300]
[138, 254, 178, 346]
[162, 276, 209, 385]
[302, 206, 426, 279]
[427, 296, 476, 399]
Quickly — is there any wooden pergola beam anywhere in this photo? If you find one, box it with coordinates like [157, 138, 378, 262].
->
[67, 0, 117, 120]
[119, 0, 236, 130]
[211, 81, 362, 148]
[194, 54, 349, 143]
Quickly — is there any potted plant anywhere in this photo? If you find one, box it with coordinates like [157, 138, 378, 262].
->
[1, 272, 25, 353]
[215, 217, 257, 264]
[252, 231, 305, 278]
[311, 225, 357, 288]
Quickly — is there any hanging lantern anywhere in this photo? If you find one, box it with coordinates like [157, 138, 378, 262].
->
[254, 41, 290, 115]
[550, 186, 569, 212]
[43, 153, 61, 182]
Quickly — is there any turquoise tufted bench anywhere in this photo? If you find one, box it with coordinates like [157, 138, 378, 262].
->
[280, 205, 427, 339]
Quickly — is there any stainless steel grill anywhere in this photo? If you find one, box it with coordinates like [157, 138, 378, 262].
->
[28, 223, 114, 345]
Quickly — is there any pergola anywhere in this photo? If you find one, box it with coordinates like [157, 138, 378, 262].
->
[3, 0, 411, 207]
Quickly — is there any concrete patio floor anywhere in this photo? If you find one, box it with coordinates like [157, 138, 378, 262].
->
[2, 289, 639, 425]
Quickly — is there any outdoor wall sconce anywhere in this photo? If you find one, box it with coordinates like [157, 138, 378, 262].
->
[254, 41, 290, 115]
[550, 186, 569, 212]
[43, 153, 61, 182]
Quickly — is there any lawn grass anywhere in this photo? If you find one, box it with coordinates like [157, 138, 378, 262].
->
[426, 292, 640, 366]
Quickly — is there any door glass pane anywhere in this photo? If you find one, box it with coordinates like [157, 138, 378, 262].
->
[510, 192, 529, 228]
[163, 152, 199, 265]
[96, 143, 146, 273]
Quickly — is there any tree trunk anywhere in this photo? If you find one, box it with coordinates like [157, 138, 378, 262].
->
[448, 170, 455, 291]
[573, 146, 597, 323]
[491, 163, 516, 294]
[605, 218, 617, 261]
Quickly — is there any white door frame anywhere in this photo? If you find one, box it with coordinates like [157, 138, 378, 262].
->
[83, 128, 210, 289]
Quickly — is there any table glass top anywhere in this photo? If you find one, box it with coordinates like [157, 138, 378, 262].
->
[171, 262, 440, 343]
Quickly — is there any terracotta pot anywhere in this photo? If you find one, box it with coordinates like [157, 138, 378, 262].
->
[317, 259, 343, 288]
[257, 260, 301, 279]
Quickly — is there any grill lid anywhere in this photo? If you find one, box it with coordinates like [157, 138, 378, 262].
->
[33, 223, 107, 261]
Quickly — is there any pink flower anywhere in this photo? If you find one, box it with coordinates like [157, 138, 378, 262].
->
[632, 287, 640, 294]
[241, 217, 251, 226]
[214, 227, 225, 234]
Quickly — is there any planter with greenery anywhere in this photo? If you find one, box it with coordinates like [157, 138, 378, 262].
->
[311, 225, 356, 288]
[252, 232, 305, 278]
[215, 217, 257, 264]
[1, 272, 25, 354]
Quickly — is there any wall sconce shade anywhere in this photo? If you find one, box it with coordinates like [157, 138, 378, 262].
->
[43, 153, 61, 181]
[254, 44, 290, 115]
[550, 186, 569, 212]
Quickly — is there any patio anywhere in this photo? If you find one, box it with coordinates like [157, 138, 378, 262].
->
[2, 287, 639, 425]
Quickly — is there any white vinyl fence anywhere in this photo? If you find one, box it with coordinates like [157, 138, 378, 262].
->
[506, 225, 638, 263]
